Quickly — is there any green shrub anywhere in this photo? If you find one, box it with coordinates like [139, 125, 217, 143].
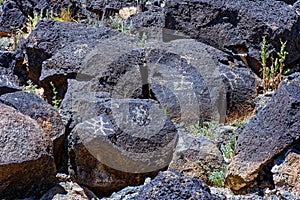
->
[260, 36, 288, 92]
[207, 166, 225, 187]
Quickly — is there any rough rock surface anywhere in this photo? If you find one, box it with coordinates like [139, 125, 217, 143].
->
[145, 39, 259, 124]
[168, 127, 224, 185]
[0, 103, 56, 199]
[86, 0, 138, 16]
[219, 65, 259, 121]
[146, 39, 228, 124]
[0, 0, 81, 35]
[164, 0, 300, 72]
[68, 98, 178, 195]
[272, 151, 300, 196]
[0, 0, 28, 36]
[24, 19, 118, 85]
[0, 91, 66, 169]
[135, 170, 215, 200]
[0, 51, 21, 94]
[225, 74, 300, 193]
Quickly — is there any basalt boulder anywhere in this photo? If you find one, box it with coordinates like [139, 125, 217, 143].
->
[0, 91, 66, 170]
[164, 0, 300, 73]
[0, 50, 22, 94]
[0, 103, 56, 199]
[68, 98, 178, 196]
[0, 0, 81, 36]
[145, 39, 259, 124]
[136, 170, 215, 200]
[225, 74, 300, 193]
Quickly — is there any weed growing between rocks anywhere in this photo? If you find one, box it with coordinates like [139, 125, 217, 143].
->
[108, 15, 133, 33]
[188, 121, 219, 141]
[260, 36, 288, 93]
[50, 82, 61, 110]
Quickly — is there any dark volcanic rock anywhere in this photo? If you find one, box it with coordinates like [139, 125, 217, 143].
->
[0, 91, 66, 170]
[24, 19, 118, 82]
[0, 0, 80, 36]
[0, 51, 22, 94]
[86, 0, 138, 16]
[0, 103, 56, 199]
[225, 74, 300, 193]
[68, 98, 178, 195]
[168, 127, 224, 185]
[164, 0, 300, 73]
[220, 65, 260, 121]
[136, 170, 215, 200]
[145, 39, 259, 124]
[0, 0, 28, 36]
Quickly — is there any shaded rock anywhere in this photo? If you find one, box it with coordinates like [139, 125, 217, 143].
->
[0, 103, 56, 199]
[0, 91, 66, 170]
[135, 170, 215, 200]
[219, 65, 260, 121]
[294, 0, 300, 14]
[68, 98, 178, 195]
[40, 180, 98, 200]
[277, 0, 298, 5]
[164, 0, 300, 73]
[0, 51, 22, 94]
[58, 79, 110, 128]
[168, 127, 224, 185]
[271, 151, 300, 196]
[0, 0, 27, 36]
[0, 0, 81, 36]
[225, 74, 300, 193]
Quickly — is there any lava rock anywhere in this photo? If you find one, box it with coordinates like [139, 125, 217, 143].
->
[0, 103, 56, 199]
[86, 0, 139, 16]
[146, 39, 228, 124]
[68, 98, 178, 195]
[0, 51, 22, 94]
[0, 91, 66, 170]
[145, 39, 259, 124]
[164, 0, 300, 73]
[168, 127, 224, 185]
[272, 151, 300, 196]
[135, 170, 215, 200]
[0, 0, 28, 36]
[219, 65, 260, 121]
[225, 74, 300, 193]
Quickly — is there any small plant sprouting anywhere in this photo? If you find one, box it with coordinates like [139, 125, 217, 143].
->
[220, 136, 236, 162]
[207, 167, 225, 187]
[137, 32, 147, 48]
[109, 15, 132, 33]
[189, 121, 218, 141]
[22, 80, 38, 93]
[50, 82, 61, 110]
[260, 36, 288, 93]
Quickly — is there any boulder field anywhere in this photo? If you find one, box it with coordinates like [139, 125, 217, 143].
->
[0, 0, 299, 199]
